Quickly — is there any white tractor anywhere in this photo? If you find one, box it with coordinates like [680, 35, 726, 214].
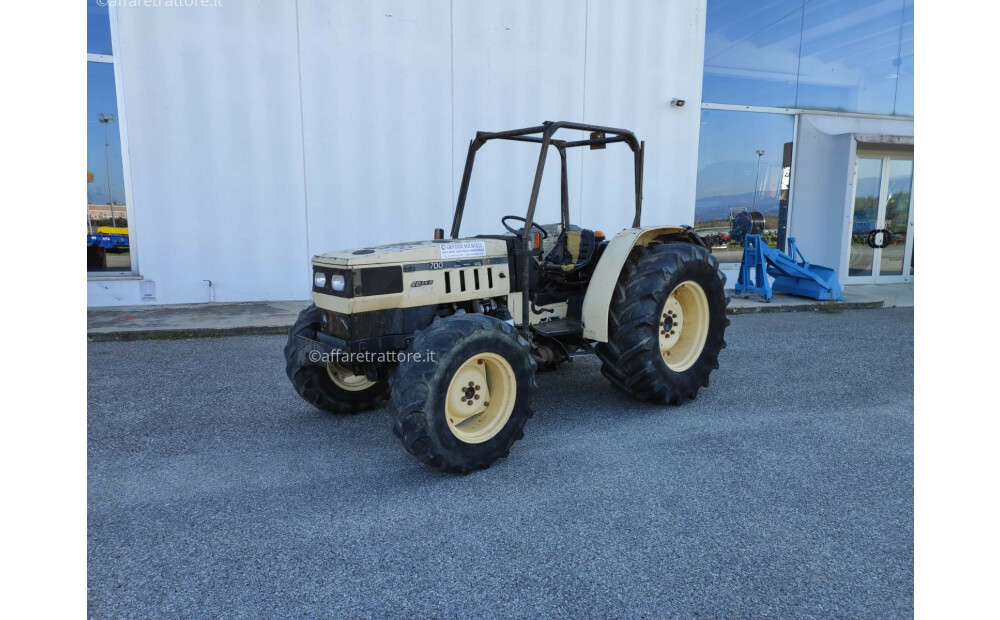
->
[286, 121, 729, 473]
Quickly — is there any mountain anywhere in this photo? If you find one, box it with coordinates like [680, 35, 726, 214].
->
[695, 191, 781, 223]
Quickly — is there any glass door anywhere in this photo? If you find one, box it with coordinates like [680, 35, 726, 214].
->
[848, 153, 914, 283]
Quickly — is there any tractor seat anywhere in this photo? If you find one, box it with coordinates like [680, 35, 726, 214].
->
[542, 228, 596, 273]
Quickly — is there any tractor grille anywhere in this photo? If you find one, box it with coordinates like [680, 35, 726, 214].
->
[323, 306, 438, 340]
[443, 266, 497, 295]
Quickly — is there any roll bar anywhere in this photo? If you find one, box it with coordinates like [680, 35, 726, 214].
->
[449, 121, 645, 241]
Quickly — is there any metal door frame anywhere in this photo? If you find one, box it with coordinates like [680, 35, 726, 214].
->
[847, 151, 914, 284]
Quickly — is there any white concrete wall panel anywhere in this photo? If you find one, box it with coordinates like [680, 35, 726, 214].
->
[581, 0, 706, 234]
[90, 2, 309, 305]
[297, 0, 453, 256]
[788, 116, 855, 276]
[451, 0, 588, 237]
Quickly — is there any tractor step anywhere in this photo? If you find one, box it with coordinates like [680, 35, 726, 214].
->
[531, 319, 584, 337]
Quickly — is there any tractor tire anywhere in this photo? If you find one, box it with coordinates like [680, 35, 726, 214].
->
[389, 313, 537, 474]
[596, 243, 729, 405]
[284, 304, 390, 414]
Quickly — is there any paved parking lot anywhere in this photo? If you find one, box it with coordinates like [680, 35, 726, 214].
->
[88, 308, 913, 618]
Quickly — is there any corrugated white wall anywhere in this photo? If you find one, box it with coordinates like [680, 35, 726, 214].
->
[88, 0, 707, 306]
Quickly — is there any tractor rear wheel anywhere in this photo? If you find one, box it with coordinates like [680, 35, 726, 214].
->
[389, 313, 537, 474]
[596, 243, 729, 404]
[284, 304, 391, 414]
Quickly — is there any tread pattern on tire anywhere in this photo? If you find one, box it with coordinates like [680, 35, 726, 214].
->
[596, 242, 730, 405]
[389, 312, 538, 474]
[284, 304, 390, 414]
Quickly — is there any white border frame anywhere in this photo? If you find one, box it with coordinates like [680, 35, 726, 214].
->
[702, 102, 914, 123]
[88, 4, 140, 279]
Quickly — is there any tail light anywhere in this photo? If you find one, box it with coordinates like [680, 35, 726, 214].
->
[531, 232, 541, 250]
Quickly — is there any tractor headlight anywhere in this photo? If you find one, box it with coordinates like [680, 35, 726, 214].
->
[313, 271, 326, 288]
[329, 274, 346, 291]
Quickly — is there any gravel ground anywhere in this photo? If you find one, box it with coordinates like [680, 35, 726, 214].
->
[88, 308, 913, 619]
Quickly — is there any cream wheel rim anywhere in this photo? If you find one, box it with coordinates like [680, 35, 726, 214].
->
[326, 361, 377, 392]
[445, 352, 517, 444]
[659, 280, 710, 372]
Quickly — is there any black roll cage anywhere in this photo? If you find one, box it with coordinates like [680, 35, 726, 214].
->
[449, 120, 645, 241]
[449, 121, 645, 333]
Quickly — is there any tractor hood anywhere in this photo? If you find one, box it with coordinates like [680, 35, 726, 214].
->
[310, 237, 514, 314]
[312, 238, 511, 268]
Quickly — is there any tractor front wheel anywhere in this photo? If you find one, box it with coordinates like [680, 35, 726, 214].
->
[389, 313, 537, 474]
[284, 304, 391, 414]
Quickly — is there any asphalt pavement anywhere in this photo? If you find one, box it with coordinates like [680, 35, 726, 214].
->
[88, 308, 914, 619]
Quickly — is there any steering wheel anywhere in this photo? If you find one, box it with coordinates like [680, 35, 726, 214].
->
[501, 215, 548, 238]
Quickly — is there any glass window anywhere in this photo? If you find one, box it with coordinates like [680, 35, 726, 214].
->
[849, 158, 882, 277]
[795, 0, 903, 115]
[694, 109, 794, 264]
[87, 0, 113, 55]
[893, 0, 913, 116]
[88, 61, 130, 272]
[702, 0, 803, 108]
[703, 0, 914, 116]
[879, 158, 912, 277]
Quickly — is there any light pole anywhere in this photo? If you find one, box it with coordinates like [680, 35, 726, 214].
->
[97, 113, 118, 228]
[751, 149, 765, 211]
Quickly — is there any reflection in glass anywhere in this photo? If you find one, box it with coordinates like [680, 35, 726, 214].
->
[87, 0, 113, 55]
[850, 158, 882, 277]
[703, 0, 914, 116]
[893, 0, 914, 116]
[694, 109, 794, 264]
[702, 0, 802, 108]
[879, 159, 913, 276]
[88, 62, 130, 271]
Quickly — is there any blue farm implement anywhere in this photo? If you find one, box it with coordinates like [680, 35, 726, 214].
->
[87, 233, 129, 249]
[87, 230, 129, 270]
[735, 234, 843, 302]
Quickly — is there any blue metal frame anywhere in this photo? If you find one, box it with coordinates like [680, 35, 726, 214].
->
[735, 234, 844, 302]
